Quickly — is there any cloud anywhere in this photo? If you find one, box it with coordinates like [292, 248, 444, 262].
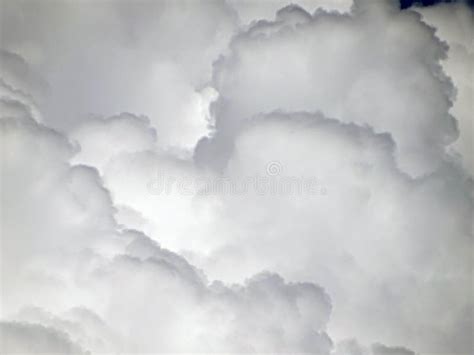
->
[83, 109, 471, 353]
[228, 0, 353, 24]
[371, 343, 417, 355]
[416, 1, 474, 175]
[194, 112, 472, 352]
[0, 113, 121, 317]
[0, 321, 85, 354]
[335, 339, 417, 355]
[70, 112, 158, 170]
[80, 235, 334, 353]
[0, 0, 235, 149]
[0, 50, 46, 123]
[0, 63, 418, 354]
[197, 0, 458, 176]
[1, 1, 472, 354]
[0, 55, 335, 354]
[0, 49, 48, 105]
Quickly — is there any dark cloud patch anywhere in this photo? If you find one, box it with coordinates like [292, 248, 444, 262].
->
[400, 0, 474, 10]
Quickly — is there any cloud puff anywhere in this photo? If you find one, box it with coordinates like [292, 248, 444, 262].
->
[71, 113, 158, 170]
[228, 0, 352, 24]
[0, 50, 45, 123]
[81, 234, 333, 353]
[0, 49, 48, 107]
[0, 0, 234, 149]
[1, 1, 471, 354]
[416, 1, 474, 175]
[0, 113, 121, 318]
[83, 109, 471, 353]
[197, 0, 458, 176]
[335, 339, 417, 355]
[194, 112, 472, 352]
[0, 321, 85, 354]
[0, 58, 335, 354]
[0, 58, 418, 355]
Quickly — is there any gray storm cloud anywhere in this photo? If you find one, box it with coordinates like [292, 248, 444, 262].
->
[0, 0, 472, 354]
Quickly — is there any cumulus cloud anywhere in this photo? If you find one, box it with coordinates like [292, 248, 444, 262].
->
[0, 0, 234, 149]
[416, 1, 474, 174]
[0, 73, 337, 353]
[192, 112, 472, 352]
[228, 0, 352, 24]
[0, 50, 336, 354]
[0, 321, 85, 354]
[84, 245, 333, 353]
[5, 232, 335, 353]
[71, 113, 158, 170]
[1, 0, 472, 354]
[72, 109, 472, 353]
[196, 0, 458, 176]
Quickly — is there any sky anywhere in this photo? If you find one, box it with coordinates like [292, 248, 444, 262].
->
[0, 0, 473, 354]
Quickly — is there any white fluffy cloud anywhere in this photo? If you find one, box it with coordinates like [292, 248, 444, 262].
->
[416, 2, 474, 175]
[197, 0, 458, 176]
[1, 0, 472, 354]
[72, 111, 472, 353]
[0, 321, 85, 354]
[0, 51, 337, 354]
[70, 113, 158, 170]
[228, 0, 352, 24]
[194, 112, 472, 352]
[1, 0, 234, 149]
[1, 76, 336, 353]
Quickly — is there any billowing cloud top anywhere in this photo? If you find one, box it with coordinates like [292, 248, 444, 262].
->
[0, 0, 472, 354]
